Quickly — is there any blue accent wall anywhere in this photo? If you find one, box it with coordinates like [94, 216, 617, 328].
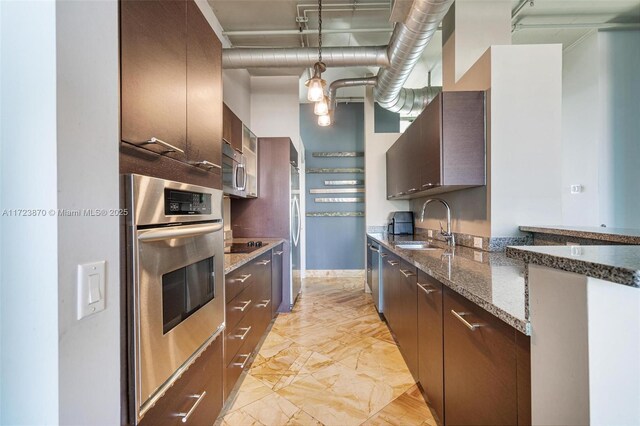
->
[300, 103, 365, 270]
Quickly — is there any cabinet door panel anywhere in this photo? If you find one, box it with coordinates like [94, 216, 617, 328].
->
[121, 0, 187, 157]
[186, 0, 222, 178]
[395, 261, 418, 378]
[405, 122, 422, 195]
[418, 94, 442, 189]
[444, 287, 517, 425]
[417, 271, 444, 425]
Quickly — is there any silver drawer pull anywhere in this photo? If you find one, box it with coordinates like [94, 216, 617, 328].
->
[235, 274, 252, 283]
[380, 253, 388, 258]
[451, 310, 480, 331]
[256, 299, 271, 308]
[233, 300, 251, 312]
[257, 259, 271, 265]
[144, 137, 185, 154]
[233, 326, 252, 340]
[193, 160, 222, 170]
[177, 391, 206, 423]
[387, 260, 399, 266]
[232, 353, 251, 369]
[274, 250, 284, 256]
[370, 246, 380, 252]
[408, 188, 417, 192]
[418, 283, 437, 294]
[400, 269, 416, 278]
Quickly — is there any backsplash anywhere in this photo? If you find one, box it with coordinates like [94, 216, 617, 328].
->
[412, 227, 532, 252]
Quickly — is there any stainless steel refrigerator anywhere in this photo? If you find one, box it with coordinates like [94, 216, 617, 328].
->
[290, 162, 302, 307]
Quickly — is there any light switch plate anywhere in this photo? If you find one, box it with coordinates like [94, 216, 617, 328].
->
[428, 229, 433, 238]
[77, 261, 106, 320]
[473, 251, 483, 262]
[474, 237, 483, 249]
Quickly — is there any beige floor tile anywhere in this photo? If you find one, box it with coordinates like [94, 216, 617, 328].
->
[363, 385, 436, 426]
[224, 374, 274, 413]
[235, 393, 301, 426]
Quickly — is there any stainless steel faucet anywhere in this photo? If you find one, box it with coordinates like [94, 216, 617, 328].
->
[420, 198, 456, 247]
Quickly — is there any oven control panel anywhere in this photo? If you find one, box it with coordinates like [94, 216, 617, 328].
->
[164, 189, 212, 215]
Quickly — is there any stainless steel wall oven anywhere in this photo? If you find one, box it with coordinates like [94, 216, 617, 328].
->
[124, 174, 224, 423]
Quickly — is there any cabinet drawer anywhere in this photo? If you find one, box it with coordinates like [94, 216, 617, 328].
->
[225, 263, 255, 304]
[443, 287, 517, 425]
[139, 332, 223, 426]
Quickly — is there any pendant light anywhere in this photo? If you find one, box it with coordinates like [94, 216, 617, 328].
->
[314, 95, 329, 116]
[305, 0, 326, 103]
[318, 113, 331, 127]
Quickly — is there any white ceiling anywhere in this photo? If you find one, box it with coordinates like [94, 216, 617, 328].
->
[208, 0, 640, 100]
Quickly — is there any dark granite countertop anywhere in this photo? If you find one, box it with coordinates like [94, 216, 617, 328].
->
[367, 233, 530, 335]
[520, 225, 640, 245]
[506, 245, 640, 287]
[224, 238, 286, 274]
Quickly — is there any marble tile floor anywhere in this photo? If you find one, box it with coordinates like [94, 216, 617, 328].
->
[215, 276, 437, 426]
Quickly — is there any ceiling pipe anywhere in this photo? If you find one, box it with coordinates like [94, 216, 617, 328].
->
[222, 46, 389, 69]
[374, 0, 453, 114]
[327, 77, 377, 109]
[223, 28, 393, 37]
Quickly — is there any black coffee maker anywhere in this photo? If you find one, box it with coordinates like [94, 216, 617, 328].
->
[387, 211, 414, 235]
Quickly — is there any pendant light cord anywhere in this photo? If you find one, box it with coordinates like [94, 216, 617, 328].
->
[318, 0, 322, 63]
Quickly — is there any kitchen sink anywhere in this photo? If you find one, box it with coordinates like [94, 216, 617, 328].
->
[395, 243, 438, 251]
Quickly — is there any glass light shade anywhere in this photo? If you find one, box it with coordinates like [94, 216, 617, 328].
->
[306, 77, 326, 102]
[314, 96, 329, 116]
[318, 113, 331, 127]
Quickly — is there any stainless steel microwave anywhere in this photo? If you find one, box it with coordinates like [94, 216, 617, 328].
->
[222, 142, 246, 197]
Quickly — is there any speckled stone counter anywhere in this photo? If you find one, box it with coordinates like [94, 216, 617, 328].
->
[520, 225, 640, 245]
[224, 238, 286, 274]
[506, 245, 640, 287]
[367, 233, 530, 335]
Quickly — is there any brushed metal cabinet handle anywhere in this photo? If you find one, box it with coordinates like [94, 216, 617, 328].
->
[144, 137, 185, 154]
[192, 160, 222, 170]
[387, 260, 399, 266]
[177, 391, 207, 423]
[418, 283, 437, 294]
[233, 326, 252, 340]
[257, 259, 271, 265]
[400, 269, 416, 278]
[232, 353, 251, 369]
[380, 253, 388, 258]
[274, 250, 284, 256]
[233, 300, 252, 312]
[256, 299, 271, 308]
[451, 310, 480, 331]
[235, 274, 252, 283]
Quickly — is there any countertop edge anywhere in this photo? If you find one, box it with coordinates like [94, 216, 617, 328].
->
[367, 233, 530, 336]
[506, 246, 640, 288]
[224, 239, 286, 274]
[519, 225, 640, 245]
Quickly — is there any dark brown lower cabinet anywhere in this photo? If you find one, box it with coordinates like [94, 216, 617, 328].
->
[394, 260, 419, 379]
[223, 248, 279, 401]
[443, 287, 518, 425]
[417, 271, 444, 425]
[138, 333, 223, 426]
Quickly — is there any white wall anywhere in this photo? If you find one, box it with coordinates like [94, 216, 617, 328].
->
[56, 1, 121, 424]
[224, 69, 252, 125]
[364, 86, 408, 230]
[598, 30, 640, 228]
[1, 1, 60, 423]
[562, 31, 601, 226]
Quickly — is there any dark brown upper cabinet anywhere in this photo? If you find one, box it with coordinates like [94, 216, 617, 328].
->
[120, 0, 223, 189]
[121, 0, 187, 160]
[223, 103, 243, 153]
[386, 91, 486, 199]
[186, 0, 223, 174]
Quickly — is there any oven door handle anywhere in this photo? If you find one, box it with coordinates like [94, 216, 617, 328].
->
[138, 222, 223, 243]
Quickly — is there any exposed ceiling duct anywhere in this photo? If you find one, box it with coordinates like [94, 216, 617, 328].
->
[222, 46, 389, 69]
[221, 0, 454, 116]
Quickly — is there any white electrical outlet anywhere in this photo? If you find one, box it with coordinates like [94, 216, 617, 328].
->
[428, 229, 433, 238]
[474, 237, 483, 249]
[474, 251, 483, 262]
[570, 184, 583, 194]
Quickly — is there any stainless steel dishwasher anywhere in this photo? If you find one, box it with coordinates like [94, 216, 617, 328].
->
[369, 241, 384, 313]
